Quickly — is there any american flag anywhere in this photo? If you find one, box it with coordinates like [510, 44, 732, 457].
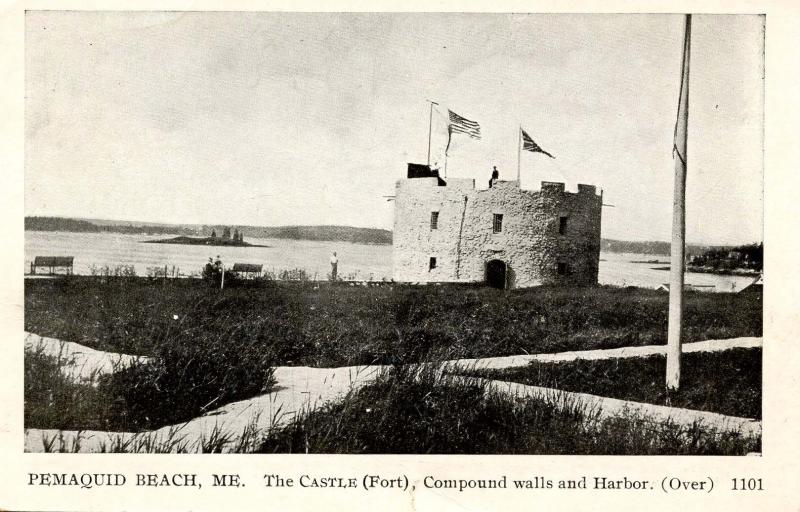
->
[521, 128, 555, 159]
[448, 110, 481, 139]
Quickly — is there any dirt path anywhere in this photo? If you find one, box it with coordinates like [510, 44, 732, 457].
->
[24, 334, 762, 453]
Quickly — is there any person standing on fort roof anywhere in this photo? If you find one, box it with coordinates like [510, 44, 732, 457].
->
[330, 251, 338, 281]
[489, 166, 499, 188]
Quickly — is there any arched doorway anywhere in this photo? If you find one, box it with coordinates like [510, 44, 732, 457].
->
[486, 260, 507, 289]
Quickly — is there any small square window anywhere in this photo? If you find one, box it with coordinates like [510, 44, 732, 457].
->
[493, 213, 503, 233]
[557, 262, 569, 275]
[559, 216, 568, 235]
[429, 257, 437, 270]
[430, 211, 439, 230]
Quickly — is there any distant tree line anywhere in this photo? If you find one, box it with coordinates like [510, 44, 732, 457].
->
[240, 225, 392, 244]
[600, 238, 754, 258]
[601, 239, 673, 256]
[689, 242, 762, 272]
[28, 217, 759, 253]
[25, 216, 392, 244]
[28, 217, 761, 252]
[25, 216, 192, 235]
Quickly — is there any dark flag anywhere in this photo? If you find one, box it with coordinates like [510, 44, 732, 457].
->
[521, 128, 555, 159]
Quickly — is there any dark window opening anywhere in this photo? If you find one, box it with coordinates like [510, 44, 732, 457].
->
[429, 257, 437, 270]
[559, 216, 568, 235]
[430, 211, 439, 230]
[557, 262, 569, 276]
[493, 213, 503, 233]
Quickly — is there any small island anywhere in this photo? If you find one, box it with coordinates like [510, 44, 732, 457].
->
[143, 227, 269, 248]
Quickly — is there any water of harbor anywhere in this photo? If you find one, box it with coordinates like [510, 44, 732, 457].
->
[24, 231, 757, 292]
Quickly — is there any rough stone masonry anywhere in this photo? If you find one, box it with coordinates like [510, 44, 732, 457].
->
[392, 167, 602, 289]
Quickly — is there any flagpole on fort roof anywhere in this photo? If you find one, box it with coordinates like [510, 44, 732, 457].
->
[517, 125, 522, 183]
[667, 14, 691, 391]
[426, 100, 439, 166]
[444, 125, 451, 178]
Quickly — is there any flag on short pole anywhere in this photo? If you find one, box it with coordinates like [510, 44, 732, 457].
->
[447, 110, 481, 142]
[521, 128, 555, 159]
[444, 110, 481, 175]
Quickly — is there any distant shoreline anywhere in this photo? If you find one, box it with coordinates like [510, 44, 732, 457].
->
[142, 236, 270, 248]
[25, 216, 393, 245]
[651, 265, 761, 277]
[25, 216, 761, 253]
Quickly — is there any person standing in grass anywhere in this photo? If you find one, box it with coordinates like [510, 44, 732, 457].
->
[213, 255, 223, 287]
[203, 257, 215, 284]
[330, 251, 338, 281]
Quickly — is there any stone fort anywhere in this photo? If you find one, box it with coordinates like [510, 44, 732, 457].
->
[392, 164, 603, 289]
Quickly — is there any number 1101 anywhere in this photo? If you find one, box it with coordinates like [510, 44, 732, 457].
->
[731, 478, 763, 491]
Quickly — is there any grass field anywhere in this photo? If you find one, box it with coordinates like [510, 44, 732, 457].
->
[467, 348, 761, 419]
[24, 277, 762, 440]
[25, 277, 762, 367]
[25, 342, 276, 432]
[24, 344, 117, 431]
[257, 367, 760, 455]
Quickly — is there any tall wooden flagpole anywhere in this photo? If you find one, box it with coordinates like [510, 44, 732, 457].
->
[443, 147, 448, 178]
[517, 126, 522, 183]
[667, 14, 691, 391]
[426, 100, 438, 166]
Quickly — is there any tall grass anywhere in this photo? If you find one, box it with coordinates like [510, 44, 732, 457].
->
[25, 277, 762, 444]
[25, 344, 116, 431]
[25, 278, 762, 367]
[25, 316, 277, 431]
[104, 315, 277, 429]
[469, 348, 762, 419]
[27, 344, 760, 454]
[256, 364, 760, 455]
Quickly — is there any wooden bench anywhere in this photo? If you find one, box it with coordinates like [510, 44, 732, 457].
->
[31, 256, 74, 275]
[231, 263, 263, 278]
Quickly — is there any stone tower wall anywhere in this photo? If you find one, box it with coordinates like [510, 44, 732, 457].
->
[392, 176, 602, 288]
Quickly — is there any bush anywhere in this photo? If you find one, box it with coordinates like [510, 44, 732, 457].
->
[89, 264, 137, 277]
[278, 268, 310, 281]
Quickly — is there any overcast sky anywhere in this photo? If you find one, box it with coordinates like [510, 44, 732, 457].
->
[25, 12, 763, 244]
